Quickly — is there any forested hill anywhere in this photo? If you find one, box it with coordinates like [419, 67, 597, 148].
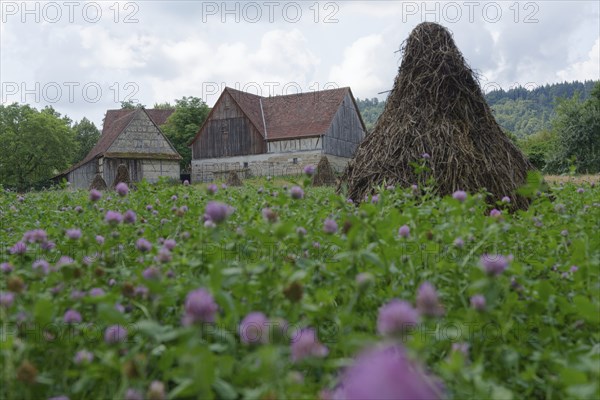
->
[356, 80, 599, 136]
[355, 97, 385, 132]
[484, 80, 598, 138]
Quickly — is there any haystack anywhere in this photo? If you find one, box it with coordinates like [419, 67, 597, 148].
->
[339, 22, 535, 209]
[89, 174, 108, 190]
[112, 164, 131, 187]
[226, 171, 243, 187]
[312, 156, 336, 186]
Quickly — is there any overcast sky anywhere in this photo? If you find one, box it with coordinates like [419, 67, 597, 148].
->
[1, 1, 599, 127]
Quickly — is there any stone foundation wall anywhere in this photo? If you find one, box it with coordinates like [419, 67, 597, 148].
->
[191, 151, 350, 182]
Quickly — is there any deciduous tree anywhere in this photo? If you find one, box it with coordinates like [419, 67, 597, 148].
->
[72, 117, 100, 164]
[0, 103, 76, 190]
[545, 83, 600, 173]
[160, 96, 210, 172]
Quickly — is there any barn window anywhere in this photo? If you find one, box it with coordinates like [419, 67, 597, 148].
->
[292, 158, 298, 164]
[243, 162, 249, 168]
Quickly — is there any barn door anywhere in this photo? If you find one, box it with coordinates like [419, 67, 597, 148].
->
[205, 117, 248, 158]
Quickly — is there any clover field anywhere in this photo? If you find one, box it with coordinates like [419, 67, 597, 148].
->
[1, 176, 599, 400]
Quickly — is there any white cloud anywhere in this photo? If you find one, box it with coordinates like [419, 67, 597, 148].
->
[148, 29, 320, 105]
[1, 1, 598, 126]
[342, 2, 404, 18]
[328, 34, 391, 95]
[250, 29, 320, 80]
[557, 38, 600, 82]
[78, 26, 157, 69]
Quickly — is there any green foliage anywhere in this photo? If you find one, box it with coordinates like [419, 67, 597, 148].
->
[545, 82, 600, 174]
[486, 80, 597, 139]
[120, 101, 145, 109]
[518, 130, 558, 170]
[0, 103, 77, 190]
[485, 80, 598, 108]
[160, 96, 211, 172]
[503, 130, 519, 145]
[356, 81, 598, 139]
[355, 97, 385, 132]
[72, 118, 100, 164]
[488, 98, 554, 138]
[0, 179, 598, 399]
[153, 102, 174, 110]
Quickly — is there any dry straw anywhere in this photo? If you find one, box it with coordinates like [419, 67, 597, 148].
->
[112, 164, 131, 187]
[89, 174, 108, 191]
[339, 22, 535, 209]
[226, 170, 243, 187]
[312, 156, 337, 187]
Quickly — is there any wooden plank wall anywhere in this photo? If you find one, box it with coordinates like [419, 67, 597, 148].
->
[323, 93, 366, 158]
[103, 158, 142, 186]
[192, 92, 265, 159]
[68, 160, 97, 189]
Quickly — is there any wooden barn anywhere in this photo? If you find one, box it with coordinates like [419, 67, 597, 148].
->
[57, 108, 181, 189]
[189, 87, 366, 181]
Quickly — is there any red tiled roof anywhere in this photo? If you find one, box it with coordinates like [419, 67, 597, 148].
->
[102, 108, 174, 129]
[58, 108, 175, 176]
[144, 109, 175, 127]
[262, 87, 352, 140]
[223, 87, 356, 140]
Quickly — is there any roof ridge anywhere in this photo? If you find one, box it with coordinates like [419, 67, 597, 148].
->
[262, 86, 349, 100]
[110, 109, 136, 121]
[225, 86, 350, 100]
[224, 87, 263, 98]
[105, 108, 176, 112]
